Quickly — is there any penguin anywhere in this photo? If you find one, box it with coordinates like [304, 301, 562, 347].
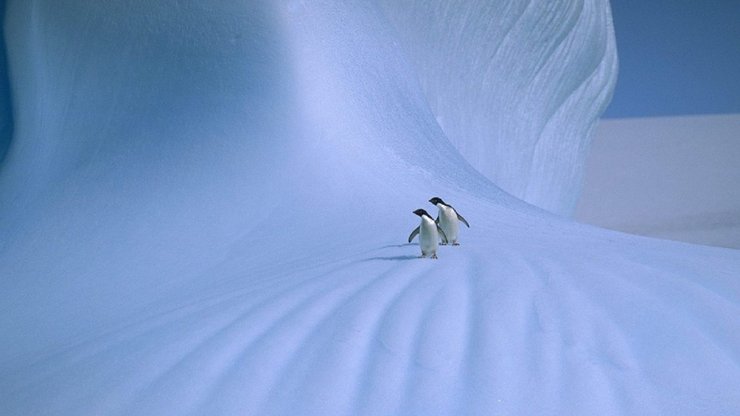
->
[429, 197, 469, 245]
[408, 209, 448, 259]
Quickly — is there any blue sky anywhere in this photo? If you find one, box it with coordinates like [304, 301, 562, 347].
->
[604, 1, 740, 118]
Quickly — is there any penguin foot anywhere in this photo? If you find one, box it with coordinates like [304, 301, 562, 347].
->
[452, 242, 460, 246]
[440, 242, 448, 245]
[431, 253, 438, 259]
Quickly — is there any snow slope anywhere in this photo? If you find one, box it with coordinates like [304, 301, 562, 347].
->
[1, 1, 739, 415]
[577, 114, 740, 249]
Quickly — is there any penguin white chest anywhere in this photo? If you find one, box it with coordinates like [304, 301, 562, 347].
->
[419, 216, 439, 256]
[437, 204, 459, 243]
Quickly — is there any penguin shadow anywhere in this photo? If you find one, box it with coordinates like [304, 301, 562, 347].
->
[377, 243, 416, 250]
[363, 254, 420, 261]
[359, 243, 419, 262]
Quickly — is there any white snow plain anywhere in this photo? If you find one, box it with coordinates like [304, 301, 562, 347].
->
[577, 114, 740, 249]
[1, 1, 739, 415]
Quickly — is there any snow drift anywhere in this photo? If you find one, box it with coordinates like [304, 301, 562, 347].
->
[1, 1, 738, 415]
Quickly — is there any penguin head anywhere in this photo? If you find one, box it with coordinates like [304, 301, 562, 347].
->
[413, 209, 431, 218]
[429, 197, 445, 206]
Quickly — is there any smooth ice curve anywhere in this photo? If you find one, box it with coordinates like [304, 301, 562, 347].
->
[379, 0, 618, 216]
[0, 1, 738, 416]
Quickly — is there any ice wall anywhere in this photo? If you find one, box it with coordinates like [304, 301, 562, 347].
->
[378, 0, 618, 215]
[0, 0, 617, 218]
[0, 0, 309, 352]
[0, 0, 12, 164]
[0, 0, 294, 204]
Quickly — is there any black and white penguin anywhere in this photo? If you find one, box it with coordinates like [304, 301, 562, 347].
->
[408, 209, 448, 259]
[429, 197, 469, 245]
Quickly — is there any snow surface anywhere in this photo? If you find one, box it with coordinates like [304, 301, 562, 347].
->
[1, 1, 739, 415]
[577, 114, 740, 249]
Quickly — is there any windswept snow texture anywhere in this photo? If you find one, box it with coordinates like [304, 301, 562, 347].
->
[378, 0, 618, 215]
[1, 1, 739, 416]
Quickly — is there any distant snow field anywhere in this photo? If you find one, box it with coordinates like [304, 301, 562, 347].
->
[577, 114, 740, 249]
[1, 1, 739, 416]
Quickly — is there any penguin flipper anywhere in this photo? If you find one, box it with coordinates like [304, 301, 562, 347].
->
[436, 225, 448, 244]
[457, 213, 470, 228]
[408, 226, 420, 243]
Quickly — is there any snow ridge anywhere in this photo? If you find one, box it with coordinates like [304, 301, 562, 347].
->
[378, 0, 618, 215]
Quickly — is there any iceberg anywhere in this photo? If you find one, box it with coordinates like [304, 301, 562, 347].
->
[1, 1, 738, 415]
